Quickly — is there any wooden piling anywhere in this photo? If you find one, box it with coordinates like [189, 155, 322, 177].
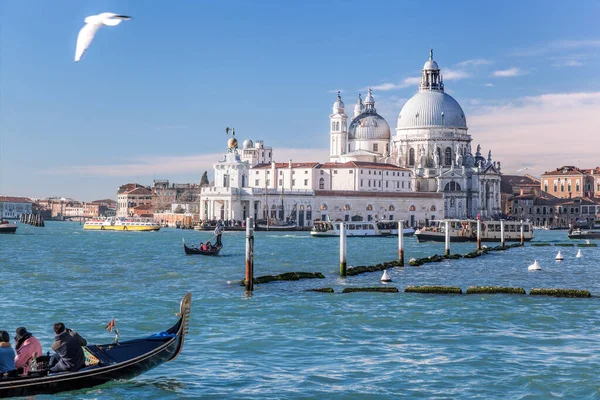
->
[500, 219, 505, 248]
[340, 222, 347, 277]
[245, 217, 254, 292]
[398, 220, 405, 267]
[476, 219, 482, 250]
[444, 220, 450, 256]
[520, 220, 524, 246]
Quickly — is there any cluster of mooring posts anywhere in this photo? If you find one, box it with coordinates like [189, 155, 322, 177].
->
[19, 213, 45, 227]
[241, 218, 593, 296]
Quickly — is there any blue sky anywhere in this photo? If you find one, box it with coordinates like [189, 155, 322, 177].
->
[1, 0, 599, 200]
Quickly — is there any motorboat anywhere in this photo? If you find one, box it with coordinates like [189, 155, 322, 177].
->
[84, 217, 160, 231]
[310, 220, 415, 237]
[415, 219, 534, 243]
[0, 219, 17, 234]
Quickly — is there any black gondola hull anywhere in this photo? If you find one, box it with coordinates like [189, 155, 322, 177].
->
[183, 241, 221, 255]
[0, 294, 190, 398]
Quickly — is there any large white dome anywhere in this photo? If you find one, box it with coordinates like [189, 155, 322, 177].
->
[396, 91, 467, 130]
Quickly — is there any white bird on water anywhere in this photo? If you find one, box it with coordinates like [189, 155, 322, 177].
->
[75, 13, 132, 62]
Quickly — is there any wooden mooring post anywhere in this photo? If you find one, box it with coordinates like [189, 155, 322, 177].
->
[500, 219, 506, 248]
[520, 220, 524, 246]
[444, 220, 450, 256]
[398, 220, 405, 267]
[476, 219, 482, 251]
[245, 217, 254, 292]
[340, 222, 347, 277]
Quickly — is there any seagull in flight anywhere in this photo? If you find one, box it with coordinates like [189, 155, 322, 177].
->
[75, 13, 132, 62]
[516, 167, 529, 172]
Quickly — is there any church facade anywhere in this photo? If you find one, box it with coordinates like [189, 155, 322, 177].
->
[200, 51, 501, 226]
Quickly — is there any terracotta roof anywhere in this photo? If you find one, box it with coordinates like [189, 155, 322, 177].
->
[542, 166, 586, 176]
[501, 175, 540, 194]
[125, 187, 152, 195]
[252, 162, 320, 169]
[314, 190, 443, 199]
[0, 196, 33, 203]
[318, 161, 410, 171]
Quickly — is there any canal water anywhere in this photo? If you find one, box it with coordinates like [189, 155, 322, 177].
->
[1, 222, 599, 399]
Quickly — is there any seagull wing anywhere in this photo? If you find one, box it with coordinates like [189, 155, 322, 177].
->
[75, 22, 102, 62]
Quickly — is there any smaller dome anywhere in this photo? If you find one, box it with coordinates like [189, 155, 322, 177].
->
[243, 139, 254, 149]
[423, 59, 439, 70]
[227, 137, 238, 149]
[364, 88, 375, 105]
[348, 114, 390, 140]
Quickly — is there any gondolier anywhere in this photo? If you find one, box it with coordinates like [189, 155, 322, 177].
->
[214, 223, 223, 247]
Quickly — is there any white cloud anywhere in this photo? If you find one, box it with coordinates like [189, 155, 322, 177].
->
[552, 59, 583, 67]
[492, 67, 525, 77]
[456, 59, 493, 67]
[442, 68, 470, 80]
[484, 83, 494, 87]
[551, 39, 600, 49]
[369, 77, 421, 91]
[47, 148, 331, 177]
[469, 91, 600, 176]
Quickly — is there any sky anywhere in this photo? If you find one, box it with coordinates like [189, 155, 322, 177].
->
[0, 0, 599, 201]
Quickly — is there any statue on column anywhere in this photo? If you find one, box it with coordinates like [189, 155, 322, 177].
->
[418, 145, 427, 168]
[433, 148, 440, 168]
[455, 143, 463, 167]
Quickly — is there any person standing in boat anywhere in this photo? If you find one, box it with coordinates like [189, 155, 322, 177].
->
[14, 327, 42, 374]
[214, 223, 223, 247]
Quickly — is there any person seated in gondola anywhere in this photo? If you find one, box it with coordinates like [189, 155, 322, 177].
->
[0, 330, 15, 374]
[14, 327, 42, 375]
[205, 241, 211, 250]
[48, 323, 87, 373]
[198, 242, 204, 250]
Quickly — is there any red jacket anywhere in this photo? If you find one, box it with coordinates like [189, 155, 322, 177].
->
[15, 336, 42, 372]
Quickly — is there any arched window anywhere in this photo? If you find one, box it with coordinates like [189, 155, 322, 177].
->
[319, 178, 325, 190]
[344, 204, 351, 211]
[444, 182, 462, 191]
[409, 148, 415, 166]
[409, 205, 416, 212]
[331, 122, 335, 131]
[388, 205, 395, 211]
[336, 122, 340, 131]
[320, 204, 327, 211]
[366, 204, 373, 211]
[444, 147, 452, 166]
[430, 205, 436, 211]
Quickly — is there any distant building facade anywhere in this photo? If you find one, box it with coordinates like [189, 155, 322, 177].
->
[0, 196, 33, 219]
[117, 184, 153, 217]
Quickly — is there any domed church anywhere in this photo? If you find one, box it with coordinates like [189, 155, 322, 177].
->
[329, 50, 502, 219]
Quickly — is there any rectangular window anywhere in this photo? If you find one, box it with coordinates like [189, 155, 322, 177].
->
[386, 171, 389, 176]
[334, 170, 338, 174]
[402, 182, 404, 188]
[369, 171, 371, 175]
[266, 180, 270, 186]
[378, 181, 381, 187]
[267, 171, 270, 175]
[255, 180, 259, 186]
[305, 170, 308, 174]
[408, 182, 411, 189]
[368, 181, 371, 187]
[279, 179, 283, 186]
[379, 171, 382, 175]
[361, 170, 363, 174]
[373, 143, 378, 152]
[292, 171, 296, 175]
[349, 170, 353, 174]
[304, 179, 308, 185]
[360, 180, 363, 187]
[292, 179, 296, 186]
[386, 181, 388, 188]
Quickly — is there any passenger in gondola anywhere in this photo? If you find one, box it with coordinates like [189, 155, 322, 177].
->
[198, 242, 204, 250]
[48, 323, 86, 373]
[205, 241, 211, 250]
[14, 327, 42, 374]
[0, 330, 15, 374]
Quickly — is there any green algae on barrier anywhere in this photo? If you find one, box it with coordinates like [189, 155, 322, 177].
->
[347, 261, 401, 276]
[555, 243, 575, 247]
[342, 287, 399, 293]
[466, 286, 526, 295]
[531, 243, 552, 247]
[405, 285, 462, 294]
[529, 288, 591, 298]
[578, 243, 598, 247]
[306, 287, 335, 293]
[242, 271, 325, 285]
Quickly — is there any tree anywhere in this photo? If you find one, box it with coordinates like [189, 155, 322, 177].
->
[200, 171, 210, 187]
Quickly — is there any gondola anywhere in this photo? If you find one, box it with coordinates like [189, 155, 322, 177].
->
[0, 293, 192, 398]
[182, 237, 222, 256]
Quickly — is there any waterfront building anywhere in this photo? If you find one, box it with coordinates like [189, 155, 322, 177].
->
[500, 174, 540, 214]
[541, 166, 596, 199]
[117, 184, 153, 218]
[0, 196, 33, 219]
[198, 50, 508, 225]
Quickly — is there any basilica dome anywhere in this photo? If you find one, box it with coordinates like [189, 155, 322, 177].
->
[348, 113, 391, 140]
[397, 91, 466, 130]
[348, 88, 390, 140]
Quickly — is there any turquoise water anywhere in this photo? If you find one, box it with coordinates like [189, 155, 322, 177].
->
[1, 222, 600, 399]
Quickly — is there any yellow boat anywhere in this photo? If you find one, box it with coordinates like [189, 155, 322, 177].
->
[83, 217, 161, 231]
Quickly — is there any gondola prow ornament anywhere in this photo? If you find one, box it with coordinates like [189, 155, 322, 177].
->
[105, 318, 119, 344]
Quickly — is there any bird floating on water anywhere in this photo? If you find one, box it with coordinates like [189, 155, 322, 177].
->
[75, 12, 132, 62]
[528, 259, 542, 271]
[381, 269, 392, 283]
[576, 249, 583, 258]
[555, 251, 564, 261]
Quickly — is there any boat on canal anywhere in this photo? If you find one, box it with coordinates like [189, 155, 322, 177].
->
[0, 293, 191, 398]
[310, 221, 415, 237]
[0, 219, 18, 234]
[182, 237, 222, 255]
[83, 217, 161, 231]
[415, 219, 534, 242]
[568, 228, 600, 240]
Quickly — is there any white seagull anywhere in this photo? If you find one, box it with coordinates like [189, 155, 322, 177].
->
[75, 13, 132, 62]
